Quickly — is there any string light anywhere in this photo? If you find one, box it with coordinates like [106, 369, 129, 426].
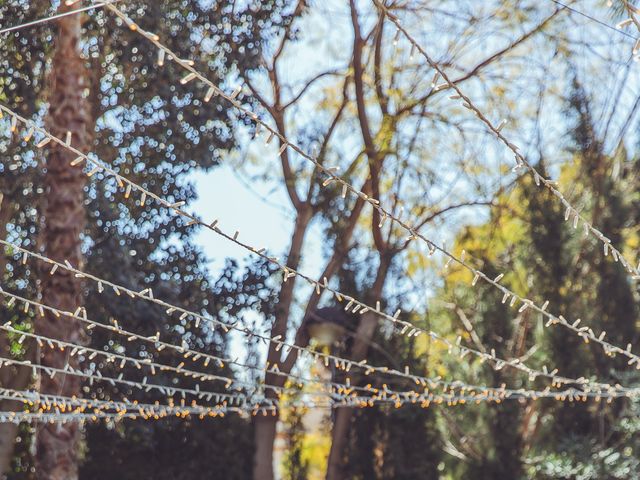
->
[5, 332, 626, 418]
[95, 5, 640, 381]
[0, 321, 268, 394]
[0, 4, 635, 447]
[0, 287, 433, 405]
[0, 387, 233, 419]
[0, 119, 625, 404]
[0, 378, 636, 429]
[0, 353, 254, 406]
[2, 277, 638, 413]
[102, 2, 638, 284]
[356, 0, 640, 351]
[4, 271, 578, 407]
[0, 382, 592, 426]
[0, 412, 233, 425]
[0, 0, 123, 36]
[0, 233, 619, 397]
[0, 267, 423, 394]
[2, 283, 594, 407]
[372, 0, 640, 282]
[2, 4, 635, 413]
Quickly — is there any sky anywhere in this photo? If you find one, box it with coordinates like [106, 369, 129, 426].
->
[181, 0, 640, 376]
[186, 0, 621, 286]
[190, 0, 352, 277]
[191, 164, 299, 271]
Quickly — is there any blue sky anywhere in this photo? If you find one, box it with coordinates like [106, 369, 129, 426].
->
[189, 0, 352, 278]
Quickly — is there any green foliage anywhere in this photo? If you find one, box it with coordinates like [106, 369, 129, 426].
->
[528, 383, 640, 480]
[0, 1, 291, 477]
[430, 76, 640, 479]
[282, 399, 311, 480]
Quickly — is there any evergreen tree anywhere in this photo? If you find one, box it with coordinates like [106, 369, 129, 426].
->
[0, 1, 290, 476]
[524, 80, 640, 477]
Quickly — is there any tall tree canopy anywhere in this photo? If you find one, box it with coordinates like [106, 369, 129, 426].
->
[1, 1, 640, 479]
[1, 1, 289, 478]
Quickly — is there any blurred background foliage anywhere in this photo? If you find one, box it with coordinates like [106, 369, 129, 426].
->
[2, 0, 640, 479]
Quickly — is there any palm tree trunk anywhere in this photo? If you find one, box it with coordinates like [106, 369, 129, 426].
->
[35, 7, 92, 480]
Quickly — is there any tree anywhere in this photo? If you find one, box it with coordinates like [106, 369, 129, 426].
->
[3, 1, 639, 479]
[430, 73, 640, 478]
[238, 1, 559, 477]
[35, 5, 92, 478]
[0, 1, 289, 477]
[525, 79, 640, 476]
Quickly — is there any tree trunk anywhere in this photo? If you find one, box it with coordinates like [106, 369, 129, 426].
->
[253, 207, 313, 480]
[0, 194, 15, 476]
[0, 331, 33, 476]
[326, 254, 392, 480]
[0, 421, 19, 478]
[253, 415, 279, 480]
[35, 7, 92, 480]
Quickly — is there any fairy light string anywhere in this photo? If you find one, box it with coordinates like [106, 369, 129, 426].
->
[96, 6, 640, 377]
[0, 109, 631, 400]
[6, 274, 585, 407]
[0, 246, 460, 395]
[0, 4, 635, 413]
[0, 228, 620, 397]
[1, 107, 635, 398]
[8, 409, 265, 424]
[2, 369, 639, 426]
[0, 387, 233, 418]
[2, 293, 501, 407]
[0, 379, 637, 427]
[0, 245, 353, 396]
[371, 0, 639, 277]
[0, 1, 635, 438]
[0, 287, 440, 404]
[548, 0, 640, 43]
[0, 320, 282, 397]
[0, 354, 252, 406]
[0, 287, 323, 397]
[4, 349, 623, 420]
[103, 1, 640, 283]
[2, 283, 599, 407]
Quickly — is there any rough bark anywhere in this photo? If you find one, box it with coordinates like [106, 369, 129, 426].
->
[35, 8, 92, 480]
[0, 194, 14, 476]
